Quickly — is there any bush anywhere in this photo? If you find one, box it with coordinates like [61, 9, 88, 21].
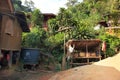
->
[98, 33, 120, 57]
[22, 27, 47, 48]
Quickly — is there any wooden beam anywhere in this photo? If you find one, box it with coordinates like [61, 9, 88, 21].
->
[8, 0, 14, 12]
[8, 51, 13, 68]
[72, 56, 101, 59]
[105, 27, 120, 29]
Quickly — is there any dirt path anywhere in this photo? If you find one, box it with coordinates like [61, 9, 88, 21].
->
[94, 53, 120, 71]
[49, 65, 120, 80]
[1, 53, 120, 80]
[49, 53, 120, 80]
[0, 69, 55, 80]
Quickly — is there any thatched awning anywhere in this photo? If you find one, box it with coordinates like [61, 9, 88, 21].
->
[15, 12, 30, 32]
[66, 39, 102, 51]
[0, 12, 30, 32]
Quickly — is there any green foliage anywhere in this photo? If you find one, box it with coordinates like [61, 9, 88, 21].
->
[21, 0, 120, 65]
[46, 0, 120, 63]
[22, 27, 47, 48]
[31, 9, 43, 27]
[12, 0, 23, 11]
[44, 32, 64, 63]
[24, 0, 35, 11]
[48, 19, 59, 34]
[98, 33, 120, 56]
[66, 0, 78, 7]
[44, 32, 64, 52]
[12, 0, 34, 12]
[106, 48, 116, 57]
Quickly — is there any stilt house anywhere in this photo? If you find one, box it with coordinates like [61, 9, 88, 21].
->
[0, 0, 30, 67]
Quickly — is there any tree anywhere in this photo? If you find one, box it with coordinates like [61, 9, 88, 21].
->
[57, 8, 77, 27]
[21, 0, 120, 70]
[22, 27, 47, 48]
[108, 0, 120, 26]
[48, 18, 59, 35]
[12, 0, 23, 11]
[12, 0, 35, 12]
[31, 9, 43, 28]
[97, 33, 120, 56]
[24, 0, 35, 11]
[66, 0, 78, 7]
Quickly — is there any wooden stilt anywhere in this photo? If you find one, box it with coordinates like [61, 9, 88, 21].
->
[86, 45, 88, 57]
[8, 51, 13, 68]
[87, 58, 89, 64]
[16, 51, 20, 65]
[99, 47, 101, 60]
[62, 33, 66, 70]
[0, 49, 3, 58]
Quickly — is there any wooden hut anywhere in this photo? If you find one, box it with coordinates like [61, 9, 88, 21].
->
[65, 39, 102, 66]
[0, 0, 30, 68]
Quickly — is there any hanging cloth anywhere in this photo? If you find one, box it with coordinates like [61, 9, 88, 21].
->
[102, 41, 106, 52]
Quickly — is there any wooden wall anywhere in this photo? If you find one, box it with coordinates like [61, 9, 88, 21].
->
[0, 0, 13, 12]
[0, 15, 22, 51]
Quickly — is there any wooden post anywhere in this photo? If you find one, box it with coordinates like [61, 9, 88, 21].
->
[8, 51, 13, 68]
[87, 58, 89, 64]
[16, 51, 20, 65]
[0, 50, 3, 59]
[86, 45, 88, 57]
[62, 33, 66, 70]
[70, 58, 73, 68]
[99, 47, 101, 60]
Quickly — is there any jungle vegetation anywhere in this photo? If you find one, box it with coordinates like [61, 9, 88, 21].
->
[13, 0, 120, 68]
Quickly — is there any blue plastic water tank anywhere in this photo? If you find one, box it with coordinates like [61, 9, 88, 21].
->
[21, 48, 40, 65]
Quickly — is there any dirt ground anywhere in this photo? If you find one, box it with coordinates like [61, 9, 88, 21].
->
[0, 67, 55, 80]
[1, 65, 120, 80]
[49, 52, 120, 80]
[1, 53, 120, 80]
[49, 65, 120, 80]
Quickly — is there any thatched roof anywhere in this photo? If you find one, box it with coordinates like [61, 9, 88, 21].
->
[0, 0, 30, 32]
[0, 12, 30, 32]
[66, 39, 102, 51]
[15, 12, 30, 32]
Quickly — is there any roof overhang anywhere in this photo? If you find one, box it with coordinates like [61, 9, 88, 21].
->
[66, 39, 102, 51]
[15, 12, 30, 32]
